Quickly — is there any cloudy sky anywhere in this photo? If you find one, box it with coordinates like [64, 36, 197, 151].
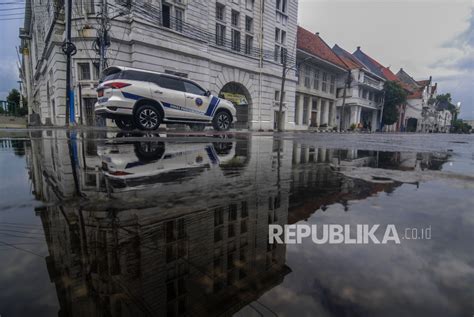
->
[1, 0, 473, 118]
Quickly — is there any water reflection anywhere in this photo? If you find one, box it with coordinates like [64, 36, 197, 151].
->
[1, 131, 464, 316]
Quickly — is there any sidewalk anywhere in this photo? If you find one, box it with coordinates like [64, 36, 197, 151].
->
[0, 115, 27, 128]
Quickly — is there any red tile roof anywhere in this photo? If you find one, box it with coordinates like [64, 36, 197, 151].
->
[416, 79, 431, 87]
[297, 26, 347, 69]
[407, 88, 423, 99]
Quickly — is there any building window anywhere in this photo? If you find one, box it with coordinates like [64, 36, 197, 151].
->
[216, 24, 225, 46]
[175, 8, 184, 32]
[245, 0, 254, 10]
[304, 67, 311, 88]
[274, 90, 280, 102]
[216, 3, 225, 21]
[281, 30, 286, 45]
[245, 16, 253, 32]
[276, 0, 287, 13]
[313, 69, 319, 90]
[322, 72, 328, 92]
[78, 63, 91, 81]
[330, 75, 335, 94]
[231, 10, 240, 27]
[274, 45, 280, 62]
[231, 30, 241, 51]
[245, 35, 253, 54]
[275, 28, 280, 42]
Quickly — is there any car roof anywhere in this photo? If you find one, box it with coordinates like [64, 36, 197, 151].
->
[104, 66, 184, 80]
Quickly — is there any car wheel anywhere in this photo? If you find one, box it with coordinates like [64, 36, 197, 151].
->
[189, 124, 206, 131]
[135, 104, 161, 131]
[212, 110, 232, 131]
[115, 118, 136, 131]
[134, 141, 165, 162]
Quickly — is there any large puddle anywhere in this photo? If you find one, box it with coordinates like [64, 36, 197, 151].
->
[0, 131, 473, 316]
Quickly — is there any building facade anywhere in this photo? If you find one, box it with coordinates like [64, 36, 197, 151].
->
[20, 0, 299, 130]
[332, 45, 385, 131]
[294, 27, 348, 131]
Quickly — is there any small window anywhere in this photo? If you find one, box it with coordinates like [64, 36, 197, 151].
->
[245, 16, 253, 32]
[231, 10, 240, 27]
[156, 76, 186, 92]
[175, 8, 184, 32]
[231, 30, 241, 51]
[216, 24, 225, 46]
[245, 35, 253, 55]
[78, 63, 91, 81]
[245, 0, 254, 10]
[216, 3, 225, 21]
[184, 81, 206, 95]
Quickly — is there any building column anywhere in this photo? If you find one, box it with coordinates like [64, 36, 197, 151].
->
[316, 98, 321, 126]
[297, 94, 304, 126]
[321, 101, 329, 125]
[329, 102, 336, 127]
[350, 106, 357, 125]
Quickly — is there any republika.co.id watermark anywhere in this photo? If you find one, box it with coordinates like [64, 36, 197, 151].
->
[269, 224, 432, 245]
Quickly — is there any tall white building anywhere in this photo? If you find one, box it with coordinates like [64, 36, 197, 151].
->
[20, 0, 298, 130]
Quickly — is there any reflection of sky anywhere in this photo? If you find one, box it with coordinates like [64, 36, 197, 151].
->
[0, 146, 59, 316]
[256, 182, 474, 317]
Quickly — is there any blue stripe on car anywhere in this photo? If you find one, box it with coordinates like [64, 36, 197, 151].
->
[205, 97, 219, 116]
[121, 92, 143, 100]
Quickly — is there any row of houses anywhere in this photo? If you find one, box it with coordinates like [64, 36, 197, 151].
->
[18, 0, 453, 132]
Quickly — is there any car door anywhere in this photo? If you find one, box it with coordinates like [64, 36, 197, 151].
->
[183, 80, 212, 121]
[149, 75, 188, 119]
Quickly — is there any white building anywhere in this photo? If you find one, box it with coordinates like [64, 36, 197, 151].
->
[294, 27, 348, 131]
[396, 70, 438, 132]
[332, 45, 385, 131]
[20, 0, 299, 130]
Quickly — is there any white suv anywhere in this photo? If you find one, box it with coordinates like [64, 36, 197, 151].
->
[95, 66, 236, 131]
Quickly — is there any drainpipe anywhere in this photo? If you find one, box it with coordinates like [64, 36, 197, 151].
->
[23, 46, 33, 124]
[258, 0, 264, 131]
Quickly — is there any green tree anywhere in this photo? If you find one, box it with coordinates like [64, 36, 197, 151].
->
[382, 81, 407, 126]
[6, 89, 27, 116]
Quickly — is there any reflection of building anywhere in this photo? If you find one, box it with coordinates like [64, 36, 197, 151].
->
[26, 133, 294, 316]
[25, 133, 451, 315]
[20, 0, 299, 130]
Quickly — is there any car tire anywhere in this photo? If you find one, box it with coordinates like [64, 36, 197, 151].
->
[134, 104, 161, 131]
[189, 124, 206, 131]
[115, 118, 136, 131]
[212, 110, 232, 131]
[134, 141, 165, 162]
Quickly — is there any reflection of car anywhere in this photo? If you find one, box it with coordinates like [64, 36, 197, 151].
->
[100, 140, 236, 189]
[95, 66, 236, 131]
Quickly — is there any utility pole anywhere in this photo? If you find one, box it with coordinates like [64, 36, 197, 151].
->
[62, 0, 77, 126]
[99, 0, 109, 74]
[278, 48, 288, 132]
[339, 70, 352, 131]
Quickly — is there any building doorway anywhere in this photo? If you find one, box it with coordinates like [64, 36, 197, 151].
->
[83, 98, 97, 126]
[219, 82, 252, 129]
[406, 118, 418, 132]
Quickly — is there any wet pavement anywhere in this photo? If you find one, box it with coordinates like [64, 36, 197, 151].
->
[0, 129, 473, 317]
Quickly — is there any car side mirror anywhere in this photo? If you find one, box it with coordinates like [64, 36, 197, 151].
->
[205, 90, 211, 97]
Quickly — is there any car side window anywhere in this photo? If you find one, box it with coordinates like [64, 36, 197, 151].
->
[184, 81, 206, 96]
[155, 76, 185, 92]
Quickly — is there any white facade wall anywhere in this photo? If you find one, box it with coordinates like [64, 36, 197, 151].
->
[22, 0, 299, 130]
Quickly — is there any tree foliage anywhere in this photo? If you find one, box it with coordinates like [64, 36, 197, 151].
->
[382, 81, 407, 126]
[5, 89, 28, 116]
